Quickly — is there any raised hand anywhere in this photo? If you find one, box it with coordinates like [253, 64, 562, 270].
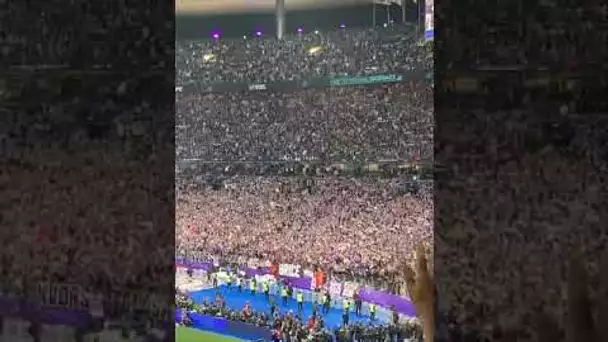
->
[404, 244, 434, 342]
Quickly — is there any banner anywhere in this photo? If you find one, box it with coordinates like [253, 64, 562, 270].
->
[0, 285, 171, 337]
[341, 281, 360, 298]
[246, 258, 260, 269]
[278, 263, 301, 278]
[283, 276, 311, 290]
[107, 290, 163, 313]
[425, 0, 434, 39]
[303, 269, 314, 278]
[178, 70, 429, 94]
[329, 74, 403, 87]
[176, 259, 213, 272]
[177, 261, 417, 315]
[0, 295, 90, 326]
[359, 288, 417, 317]
[176, 266, 188, 276]
[253, 274, 276, 285]
[29, 283, 166, 321]
[248, 84, 266, 91]
[327, 281, 343, 298]
[37, 282, 88, 310]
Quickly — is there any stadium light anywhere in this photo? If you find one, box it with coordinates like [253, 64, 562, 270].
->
[212, 33, 220, 39]
[340, 23, 346, 28]
[256, 31, 263, 36]
[308, 46, 322, 55]
[314, 30, 319, 34]
[297, 28, 303, 33]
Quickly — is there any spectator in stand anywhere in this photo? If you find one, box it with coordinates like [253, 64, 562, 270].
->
[1, 74, 174, 336]
[176, 25, 432, 85]
[176, 175, 433, 288]
[442, 0, 607, 69]
[176, 82, 433, 163]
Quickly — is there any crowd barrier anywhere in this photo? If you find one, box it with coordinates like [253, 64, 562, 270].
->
[176, 309, 272, 341]
[175, 259, 416, 317]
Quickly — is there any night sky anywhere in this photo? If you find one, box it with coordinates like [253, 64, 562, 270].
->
[177, 2, 422, 40]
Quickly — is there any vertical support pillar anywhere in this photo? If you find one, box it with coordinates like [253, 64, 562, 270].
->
[276, 0, 285, 39]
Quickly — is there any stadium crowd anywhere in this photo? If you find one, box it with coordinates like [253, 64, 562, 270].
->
[175, 22, 434, 342]
[176, 175, 433, 291]
[0, 142, 174, 313]
[2, 0, 169, 68]
[431, 109, 608, 341]
[0, 74, 175, 340]
[176, 22, 433, 297]
[1, 2, 605, 340]
[176, 82, 433, 163]
[441, 0, 607, 68]
[175, 18, 608, 340]
[176, 26, 432, 85]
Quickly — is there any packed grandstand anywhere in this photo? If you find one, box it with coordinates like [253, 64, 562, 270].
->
[0, 0, 603, 340]
[176, 25, 432, 85]
[175, 22, 433, 342]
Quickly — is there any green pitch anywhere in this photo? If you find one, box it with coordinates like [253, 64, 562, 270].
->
[176, 326, 247, 342]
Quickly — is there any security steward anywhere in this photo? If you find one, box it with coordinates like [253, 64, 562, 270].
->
[296, 291, 304, 313]
[369, 302, 377, 321]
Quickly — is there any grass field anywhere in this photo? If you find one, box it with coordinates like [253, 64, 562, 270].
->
[176, 326, 247, 342]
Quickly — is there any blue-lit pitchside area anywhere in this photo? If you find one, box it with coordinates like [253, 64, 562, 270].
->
[176, 310, 271, 341]
[177, 285, 392, 340]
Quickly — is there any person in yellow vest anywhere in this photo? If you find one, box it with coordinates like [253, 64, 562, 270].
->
[369, 302, 377, 321]
[296, 291, 304, 313]
[342, 298, 350, 326]
[226, 273, 233, 290]
[281, 286, 289, 306]
[249, 278, 257, 295]
[263, 281, 270, 300]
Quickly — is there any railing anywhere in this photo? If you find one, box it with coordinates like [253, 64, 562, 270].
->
[178, 69, 432, 94]
[175, 258, 417, 317]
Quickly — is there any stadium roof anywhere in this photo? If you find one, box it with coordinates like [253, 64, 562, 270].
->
[177, 0, 377, 14]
